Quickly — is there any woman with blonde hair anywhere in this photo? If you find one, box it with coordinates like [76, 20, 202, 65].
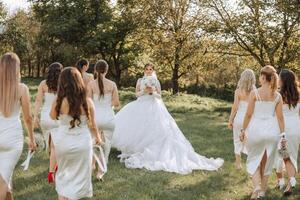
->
[228, 69, 256, 169]
[0, 52, 37, 199]
[240, 65, 285, 199]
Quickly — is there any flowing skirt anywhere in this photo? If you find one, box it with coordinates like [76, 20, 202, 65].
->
[0, 116, 23, 190]
[112, 95, 224, 174]
[51, 125, 93, 199]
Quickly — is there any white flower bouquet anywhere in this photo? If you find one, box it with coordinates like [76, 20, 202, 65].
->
[142, 76, 157, 95]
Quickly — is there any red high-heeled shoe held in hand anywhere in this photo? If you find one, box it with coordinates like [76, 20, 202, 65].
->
[48, 172, 55, 183]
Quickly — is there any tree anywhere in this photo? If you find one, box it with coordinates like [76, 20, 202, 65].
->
[138, 0, 204, 94]
[85, 0, 141, 87]
[202, 0, 300, 70]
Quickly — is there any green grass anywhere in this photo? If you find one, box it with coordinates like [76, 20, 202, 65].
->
[12, 78, 300, 200]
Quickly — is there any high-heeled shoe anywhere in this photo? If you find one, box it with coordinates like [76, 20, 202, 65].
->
[48, 172, 55, 183]
[96, 171, 104, 182]
[276, 178, 285, 190]
[283, 177, 297, 196]
[250, 187, 261, 200]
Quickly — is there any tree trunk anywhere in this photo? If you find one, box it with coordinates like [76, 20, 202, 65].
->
[172, 46, 181, 94]
[28, 59, 32, 77]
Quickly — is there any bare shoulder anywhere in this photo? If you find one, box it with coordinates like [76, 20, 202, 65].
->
[86, 73, 94, 79]
[87, 79, 96, 89]
[19, 83, 29, 92]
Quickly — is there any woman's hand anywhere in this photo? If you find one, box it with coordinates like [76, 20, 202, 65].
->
[228, 121, 233, 130]
[29, 139, 37, 152]
[144, 87, 153, 94]
[95, 134, 104, 146]
[34, 117, 40, 129]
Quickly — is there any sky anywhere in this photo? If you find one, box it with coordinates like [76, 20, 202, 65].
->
[1, 0, 30, 13]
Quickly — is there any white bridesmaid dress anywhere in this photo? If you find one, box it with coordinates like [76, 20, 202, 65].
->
[112, 77, 224, 174]
[0, 104, 23, 190]
[51, 115, 93, 199]
[40, 93, 58, 146]
[275, 103, 300, 172]
[233, 101, 248, 155]
[93, 94, 115, 162]
[246, 90, 280, 176]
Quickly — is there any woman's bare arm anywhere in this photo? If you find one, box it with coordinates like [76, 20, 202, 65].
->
[228, 89, 240, 129]
[33, 81, 46, 126]
[112, 83, 120, 107]
[20, 84, 36, 151]
[275, 95, 285, 133]
[87, 98, 102, 144]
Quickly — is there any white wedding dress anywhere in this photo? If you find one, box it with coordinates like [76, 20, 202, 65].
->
[51, 115, 93, 199]
[112, 77, 224, 174]
[0, 103, 23, 190]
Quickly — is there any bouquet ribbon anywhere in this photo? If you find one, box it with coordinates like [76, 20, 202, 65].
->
[21, 151, 35, 171]
[93, 145, 107, 174]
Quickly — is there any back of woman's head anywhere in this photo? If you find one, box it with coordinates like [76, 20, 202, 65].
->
[95, 60, 109, 97]
[55, 67, 90, 128]
[237, 69, 256, 93]
[46, 62, 63, 93]
[260, 65, 278, 93]
[75, 59, 89, 73]
[279, 69, 299, 108]
[0, 52, 20, 117]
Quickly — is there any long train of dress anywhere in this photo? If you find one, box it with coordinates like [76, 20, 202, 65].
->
[112, 94, 224, 175]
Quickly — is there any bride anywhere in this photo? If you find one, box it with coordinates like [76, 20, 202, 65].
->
[112, 63, 224, 174]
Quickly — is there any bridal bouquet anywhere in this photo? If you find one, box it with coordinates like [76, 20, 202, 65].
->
[142, 76, 157, 95]
[278, 133, 289, 159]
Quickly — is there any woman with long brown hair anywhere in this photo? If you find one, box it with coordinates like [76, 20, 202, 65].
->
[275, 69, 300, 196]
[50, 67, 102, 200]
[87, 59, 120, 180]
[33, 62, 63, 183]
[75, 59, 94, 86]
[0, 52, 36, 199]
[240, 65, 285, 199]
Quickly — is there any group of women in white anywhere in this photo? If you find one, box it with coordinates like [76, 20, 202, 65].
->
[228, 66, 300, 199]
[0, 52, 223, 200]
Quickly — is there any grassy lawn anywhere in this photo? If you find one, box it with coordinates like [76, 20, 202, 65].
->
[12, 78, 300, 200]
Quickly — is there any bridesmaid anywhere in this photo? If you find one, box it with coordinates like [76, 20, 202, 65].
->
[276, 69, 300, 195]
[75, 59, 94, 86]
[33, 62, 63, 183]
[49, 67, 102, 200]
[87, 60, 120, 179]
[0, 52, 36, 199]
[228, 69, 256, 169]
[240, 65, 285, 199]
